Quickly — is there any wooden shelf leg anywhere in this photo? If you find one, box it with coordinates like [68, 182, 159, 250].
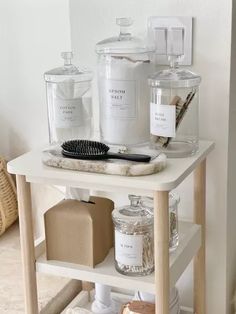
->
[154, 191, 169, 314]
[193, 159, 206, 314]
[16, 175, 38, 314]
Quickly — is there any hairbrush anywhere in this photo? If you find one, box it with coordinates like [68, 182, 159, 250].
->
[61, 140, 151, 162]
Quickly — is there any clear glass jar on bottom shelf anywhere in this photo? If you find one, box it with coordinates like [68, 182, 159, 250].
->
[142, 193, 180, 252]
[114, 225, 154, 276]
[112, 195, 154, 276]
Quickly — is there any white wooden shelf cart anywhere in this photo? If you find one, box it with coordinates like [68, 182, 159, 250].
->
[7, 140, 214, 314]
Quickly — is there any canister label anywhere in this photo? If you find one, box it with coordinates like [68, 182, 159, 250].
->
[104, 79, 136, 119]
[54, 98, 84, 128]
[150, 103, 176, 137]
[115, 230, 143, 266]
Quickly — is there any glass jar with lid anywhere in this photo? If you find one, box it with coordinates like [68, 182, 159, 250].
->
[148, 62, 201, 158]
[44, 52, 93, 145]
[142, 193, 180, 251]
[112, 195, 154, 276]
[96, 18, 154, 146]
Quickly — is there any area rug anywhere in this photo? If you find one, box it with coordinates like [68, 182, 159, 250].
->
[0, 222, 70, 313]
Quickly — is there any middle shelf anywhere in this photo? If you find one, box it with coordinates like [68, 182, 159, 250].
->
[35, 221, 200, 294]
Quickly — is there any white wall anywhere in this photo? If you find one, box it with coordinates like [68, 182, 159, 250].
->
[227, 1, 236, 313]
[69, 0, 233, 312]
[1, 1, 235, 312]
[0, 0, 71, 160]
[0, 0, 71, 236]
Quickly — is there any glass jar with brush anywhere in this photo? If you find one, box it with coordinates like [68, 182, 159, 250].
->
[148, 27, 201, 157]
[112, 195, 154, 276]
[96, 18, 154, 146]
[149, 68, 201, 157]
[44, 52, 93, 145]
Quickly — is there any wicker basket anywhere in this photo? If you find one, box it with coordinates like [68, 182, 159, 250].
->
[0, 157, 18, 235]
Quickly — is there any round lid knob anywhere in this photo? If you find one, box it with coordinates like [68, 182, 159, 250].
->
[116, 17, 133, 27]
[61, 51, 73, 66]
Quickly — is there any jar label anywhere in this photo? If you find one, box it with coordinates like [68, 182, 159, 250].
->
[104, 79, 136, 119]
[150, 103, 176, 137]
[115, 230, 143, 266]
[54, 98, 85, 128]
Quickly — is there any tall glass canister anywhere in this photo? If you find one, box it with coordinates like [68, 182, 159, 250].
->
[96, 18, 154, 146]
[148, 65, 201, 157]
[44, 52, 93, 145]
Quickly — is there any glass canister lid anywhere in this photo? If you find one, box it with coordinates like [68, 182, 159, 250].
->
[112, 195, 153, 223]
[44, 52, 93, 83]
[141, 193, 180, 211]
[148, 67, 201, 89]
[95, 18, 152, 54]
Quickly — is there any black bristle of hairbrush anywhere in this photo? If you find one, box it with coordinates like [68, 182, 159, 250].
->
[61, 140, 109, 156]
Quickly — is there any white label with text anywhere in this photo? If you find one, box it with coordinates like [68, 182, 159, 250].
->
[150, 103, 176, 137]
[54, 98, 83, 128]
[104, 79, 136, 119]
[115, 230, 143, 266]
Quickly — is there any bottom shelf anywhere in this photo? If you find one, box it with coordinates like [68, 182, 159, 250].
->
[36, 221, 201, 293]
[61, 290, 194, 314]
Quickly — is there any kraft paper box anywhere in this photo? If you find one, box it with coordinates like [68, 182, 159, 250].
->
[44, 197, 114, 267]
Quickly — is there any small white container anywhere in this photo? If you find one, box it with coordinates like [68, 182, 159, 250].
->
[44, 52, 93, 145]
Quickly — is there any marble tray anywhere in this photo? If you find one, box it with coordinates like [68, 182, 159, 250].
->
[42, 149, 166, 177]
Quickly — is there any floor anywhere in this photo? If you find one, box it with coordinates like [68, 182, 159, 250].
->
[0, 222, 69, 314]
